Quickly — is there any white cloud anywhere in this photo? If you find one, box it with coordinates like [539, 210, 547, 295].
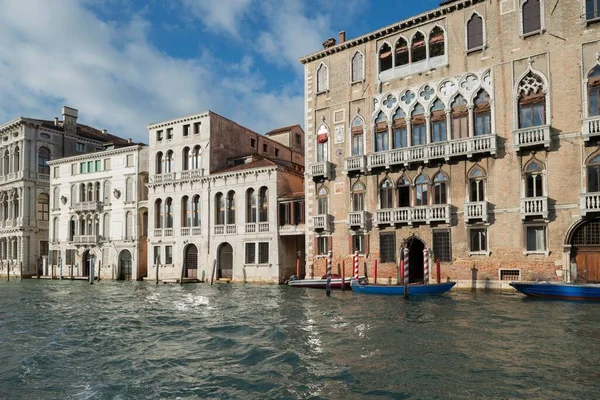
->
[181, 0, 252, 38]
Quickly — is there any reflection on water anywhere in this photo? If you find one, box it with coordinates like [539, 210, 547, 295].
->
[1, 280, 600, 399]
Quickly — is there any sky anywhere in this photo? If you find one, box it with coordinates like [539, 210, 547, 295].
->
[0, 0, 442, 143]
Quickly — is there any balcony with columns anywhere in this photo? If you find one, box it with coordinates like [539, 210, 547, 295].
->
[72, 201, 102, 213]
[347, 211, 368, 229]
[308, 161, 334, 181]
[513, 125, 551, 152]
[464, 201, 489, 223]
[312, 214, 331, 231]
[375, 204, 450, 226]
[214, 224, 237, 235]
[344, 155, 367, 175]
[73, 234, 99, 245]
[580, 192, 600, 216]
[520, 196, 548, 220]
[583, 116, 600, 142]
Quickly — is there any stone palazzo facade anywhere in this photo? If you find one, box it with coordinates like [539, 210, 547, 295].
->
[300, 0, 600, 287]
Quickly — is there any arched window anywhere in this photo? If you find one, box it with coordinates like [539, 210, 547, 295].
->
[352, 182, 365, 212]
[411, 104, 426, 146]
[415, 175, 429, 206]
[374, 112, 389, 152]
[155, 199, 163, 228]
[38, 147, 50, 174]
[182, 147, 190, 171]
[192, 145, 201, 169]
[392, 109, 407, 149]
[94, 182, 100, 202]
[317, 187, 328, 215]
[182, 195, 190, 227]
[316, 124, 329, 162]
[467, 14, 484, 50]
[165, 150, 174, 173]
[165, 198, 173, 228]
[103, 181, 111, 203]
[53, 187, 60, 209]
[227, 191, 236, 224]
[379, 43, 392, 72]
[87, 183, 93, 202]
[103, 213, 110, 238]
[380, 179, 393, 209]
[125, 177, 134, 202]
[411, 32, 426, 63]
[395, 37, 408, 67]
[125, 211, 133, 239]
[192, 195, 201, 227]
[397, 176, 411, 207]
[522, 0, 541, 35]
[13, 193, 19, 218]
[518, 71, 546, 128]
[351, 116, 364, 156]
[37, 194, 49, 221]
[588, 154, 600, 192]
[215, 193, 225, 225]
[430, 99, 447, 142]
[587, 0, 600, 20]
[351, 52, 364, 82]
[317, 64, 328, 92]
[69, 216, 76, 240]
[14, 146, 20, 173]
[474, 90, 491, 136]
[451, 95, 469, 139]
[429, 27, 445, 57]
[246, 189, 257, 223]
[433, 173, 448, 205]
[80, 183, 86, 202]
[469, 167, 486, 202]
[524, 160, 544, 198]
[53, 217, 59, 241]
[155, 152, 163, 174]
[70, 185, 76, 206]
[588, 65, 600, 117]
[3, 150, 9, 175]
[259, 187, 268, 222]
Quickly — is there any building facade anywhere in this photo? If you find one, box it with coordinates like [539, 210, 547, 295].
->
[48, 145, 149, 280]
[0, 106, 128, 278]
[147, 111, 305, 283]
[300, 0, 600, 286]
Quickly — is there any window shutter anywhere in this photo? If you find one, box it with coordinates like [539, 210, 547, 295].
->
[365, 234, 370, 255]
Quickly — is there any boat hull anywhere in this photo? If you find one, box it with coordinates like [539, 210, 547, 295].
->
[510, 282, 600, 301]
[287, 276, 365, 289]
[351, 282, 455, 296]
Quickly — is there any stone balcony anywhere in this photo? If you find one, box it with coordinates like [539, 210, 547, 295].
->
[73, 235, 99, 245]
[583, 116, 600, 142]
[72, 201, 102, 213]
[214, 224, 237, 235]
[580, 192, 600, 216]
[513, 125, 551, 152]
[278, 223, 305, 236]
[348, 211, 367, 229]
[152, 172, 175, 184]
[308, 161, 333, 181]
[464, 201, 489, 223]
[312, 214, 331, 231]
[180, 227, 202, 236]
[367, 134, 497, 171]
[520, 196, 548, 220]
[344, 155, 367, 175]
[245, 222, 270, 233]
[375, 205, 450, 225]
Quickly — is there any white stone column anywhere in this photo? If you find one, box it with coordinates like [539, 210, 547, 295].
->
[468, 105, 475, 138]
[42, 255, 48, 276]
[445, 109, 452, 140]
[406, 119, 412, 147]
[425, 114, 431, 144]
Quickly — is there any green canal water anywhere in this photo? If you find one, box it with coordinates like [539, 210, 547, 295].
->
[1, 280, 599, 399]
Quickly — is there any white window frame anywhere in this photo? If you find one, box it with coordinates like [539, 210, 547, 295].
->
[316, 63, 329, 94]
[468, 226, 490, 256]
[465, 12, 486, 53]
[350, 50, 365, 84]
[519, 0, 545, 38]
[523, 223, 549, 255]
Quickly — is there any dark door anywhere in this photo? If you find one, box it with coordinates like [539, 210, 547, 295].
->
[218, 243, 233, 279]
[407, 237, 425, 283]
[82, 250, 90, 276]
[184, 245, 198, 279]
[574, 246, 600, 283]
[119, 250, 132, 280]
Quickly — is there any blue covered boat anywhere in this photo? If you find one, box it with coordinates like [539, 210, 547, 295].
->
[510, 282, 600, 301]
[351, 281, 455, 296]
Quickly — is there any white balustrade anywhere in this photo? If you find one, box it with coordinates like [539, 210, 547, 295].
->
[245, 223, 256, 233]
[191, 227, 202, 235]
[344, 155, 366, 174]
[154, 229, 163, 237]
[73, 201, 101, 212]
[583, 116, 600, 141]
[180, 169, 204, 180]
[258, 222, 270, 232]
[226, 224, 237, 234]
[375, 205, 450, 225]
[520, 196, 548, 219]
[73, 235, 99, 245]
[37, 173, 50, 181]
[180, 228, 190, 236]
[214, 225, 224, 235]
[580, 192, 600, 216]
[464, 201, 489, 222]
[513, 125, 551, 151]
[164, 228, 173, 237]
[313, 214, 330, 230]
[348, 211, 366, 227]
[309, 162, 332, 179]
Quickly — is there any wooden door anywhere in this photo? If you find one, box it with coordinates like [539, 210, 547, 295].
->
[574, 246, 600, 283]
[184, 245, 198, 279]
[218, 243, 233, 279]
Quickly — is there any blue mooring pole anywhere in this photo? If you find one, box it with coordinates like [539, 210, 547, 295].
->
[326, 249, 332, 297]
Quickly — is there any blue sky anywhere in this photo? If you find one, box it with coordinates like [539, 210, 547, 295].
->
[0, 0, 442, 143]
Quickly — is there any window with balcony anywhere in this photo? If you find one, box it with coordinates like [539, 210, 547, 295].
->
[588, 65, 600, 117]
[588, 154, 600, 192]
[392, 109, 407, 148]
[379, 43, 392, 72]
[379, 232, 396, 263]
[125, 211, 133, 239]
[395, 37, 408, 67]
[374, 112, 389, 152]
[467, 13, 484, 51]
[525, 225, 546, 252]
[259, 187, 268, 222]
[351, 51, 364, 82]
[182, 147, 190, 170]
[518, 72, 546, 129]
[2, 150, 8, 175]
[429, 27, 445, 57]
[587, 0, 600, 21]
[155, 199, 163, 228]
[155, 152, 163, 174]
[397, 176, 411, 207]
[474, 90, 491, 136]
[451, 95, 469, 139]
[316, 124, 329, 162]
[182, 196, 190, 227]
[165, 198, 173, 228]
[38, 194, 49, 221]
[469, 166, 486, 201]
[411, 104, 426, 146]
[415, 175, 429, 206]
[521, 0, 542, 35]
[215, 193, 225, 225]
[316, 64, 328, 93]
[411, 32, 426, 63]
[524, 159, 544, 197]
[470, 228, 487, 253]
[433, 173, 448, 205]
[247, 189, 257, 223]
[192, 195, 201, 226]
[351, 116, 364, 156]
[12, 146, 19, 173]
[380, 179, 393, 209]
[352, 182, 365, 211]
[165, 150, 174, 173]
[317, 187, 329, 215]
[192, 145, 201, 169]
[430, 100, 447, 142]
[227, 190, 236, 224]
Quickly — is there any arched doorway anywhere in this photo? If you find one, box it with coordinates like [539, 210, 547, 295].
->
[570, 218, 600, 282]
[119, 250, 132, 280]
[82, 250, 90, 277]
[218, 243, 233, 279]
[406, 236, 425, 284]
[184, 244, 198, 279]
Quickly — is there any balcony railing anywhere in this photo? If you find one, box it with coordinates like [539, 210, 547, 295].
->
[344, 155, 366, 175]
[348, 211, 367, 228]
[309, 161, 333, 180]
[580, 192, 600, 216]
[191, 227, 201, 235]
[164, 228, 173, 237]
[464, 201, 489, 223]
[152, 172, 175, 184]
[513, 125, 551, 152]
[279, 223, 305, 236]
[375, 205, 450, 225]
[73, 235, 99, 245]
[180, 169, 204, 180]
[180, 228, 190, 236]
[226, 224, 237, 234]
[154, 229, 163, 237]
[367, 135, 497, 170]
[583, 116, 600, 142]
[73, 201, 101, 213]
[245, 223, 257, 233]
[215, 224, 237, 235]
[520, 196, 548, 219]
[214, 225, 224, 235]
[258, 222, 269, 232]
[37, 173, 50, 181]
[313, 214, 331, 231]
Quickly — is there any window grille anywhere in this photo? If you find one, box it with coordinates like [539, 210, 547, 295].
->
[433, 230, 452, 262]
[572, 221, 600, 245]
[245, 243, 255, 264]
[500, 269, 520, 281]
[258, 242, 269, 264]
[380, 232, 396, 263]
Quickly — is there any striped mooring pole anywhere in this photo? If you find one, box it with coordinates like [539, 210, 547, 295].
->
[353, 249, 359, 280]
[423, 247, 429, 284]
[326, 249, 333, 297]
[403, 244, 410, 299]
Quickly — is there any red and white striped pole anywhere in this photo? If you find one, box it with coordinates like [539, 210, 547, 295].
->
[353, 249, 359, 280]
[403, 244, 409, 284]
[423, 247, 429, 284]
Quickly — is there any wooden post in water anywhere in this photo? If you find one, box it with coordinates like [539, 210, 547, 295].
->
[210, 259, 216, 285]
[97, 260, 101, 282]
[296, 258, 300, 279]
[6, 264, 9, 281]
[36, 259, 40, 280]
[341, 260, 345, 291]
[363, 261, 368, 282]
[436, 259, 441, 284]
[70, 264, 73, 280]
[180, 263, 185, 286]
[20, 262, 23, 281]
[325, 250, 332, 297]
[155, 263, 160, 285]
[373, 259, 378, 284]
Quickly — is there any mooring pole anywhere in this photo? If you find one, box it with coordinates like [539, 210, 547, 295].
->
[325, 249, 332, 297]
[423, 247, 429, 285]
[36, 258, 40, 280]
[399, 258, 404, 286]
[20, 262, 22, 281]
[155, 263, 160, 286]
[97, 260, 101, 282]
[7, 264, 9, 282]
[341, 260, 345, 291]
[59, 256, 63, 281]
[403, 244, 409, 299]
[210, 259, 216, 285]
[373, 259, 378, 284]
[353, 250, 359, 281]
[70, 263, 73, 280]
[436, 259, 441, 284]
[180, 263, 185, 286]
[296, 257, 300, 279]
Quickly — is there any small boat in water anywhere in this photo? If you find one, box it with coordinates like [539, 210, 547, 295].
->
[351, 281, 456, 296]
[509, 281, 600, 301]
[287, 274, 364, 289]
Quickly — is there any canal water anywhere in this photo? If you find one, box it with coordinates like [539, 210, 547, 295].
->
[1, 281, 599, 399]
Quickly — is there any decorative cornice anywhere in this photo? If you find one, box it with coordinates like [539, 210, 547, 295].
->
[147, 112, 209, 130]
[47, 145, 145, 165]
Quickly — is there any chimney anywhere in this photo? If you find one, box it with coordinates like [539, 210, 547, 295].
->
[102, 129, 108, 135]
[54, 117, 59, 126]
[128, 138, 132, 143]
[61, 106, 78, 134]
[339, 31, 346, 44]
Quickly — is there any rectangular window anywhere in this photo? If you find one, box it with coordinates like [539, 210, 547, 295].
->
[154, 246, 161, 264]
[275, 148, 280, 157]
[412, 124, 426, 146]
[76, 142, 85, 152]
[393, 127, 407, 149]
[588, 0, 600, 20]
[258, 242, 269, 264]
[353, 234, 365, 254]
[53, 166, 60, 178]
[526, 226, 546, 252]
[104, 158, 111, 171]
[433, 229, 452, 262]
[88, 161, 94, 173]
[317, 236, 329, 256]
[166, 128, 173, 140]
[475, 112, 491, 136]
[380, 232, 396, 263]
[156, 130, 163, 141]
[375, 131, 389, 152]
[165, 245, 173, 264]
[470, 228, 487, 253]
[519, 102, 545, 128]
[38, 198, 49, 221]
[431, 120, 447, 142]
[263, 143, 268, 152]
[352, 134, 363, 156]
[452, 115, 468, 139]
[95, 160, 102, 172]
[126, 154, 134, 167]
[183, 124, 190, 136]
[80, 162, 87, 174]
[295, 133, 302, 146]
[500, 269, 521, 281]
[251, 138, 256, 148]
[245, 243, 256, 264]
[71, 163, 77, 175]
[193, 122, 201, 134]
[40, 241, 49, 256]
